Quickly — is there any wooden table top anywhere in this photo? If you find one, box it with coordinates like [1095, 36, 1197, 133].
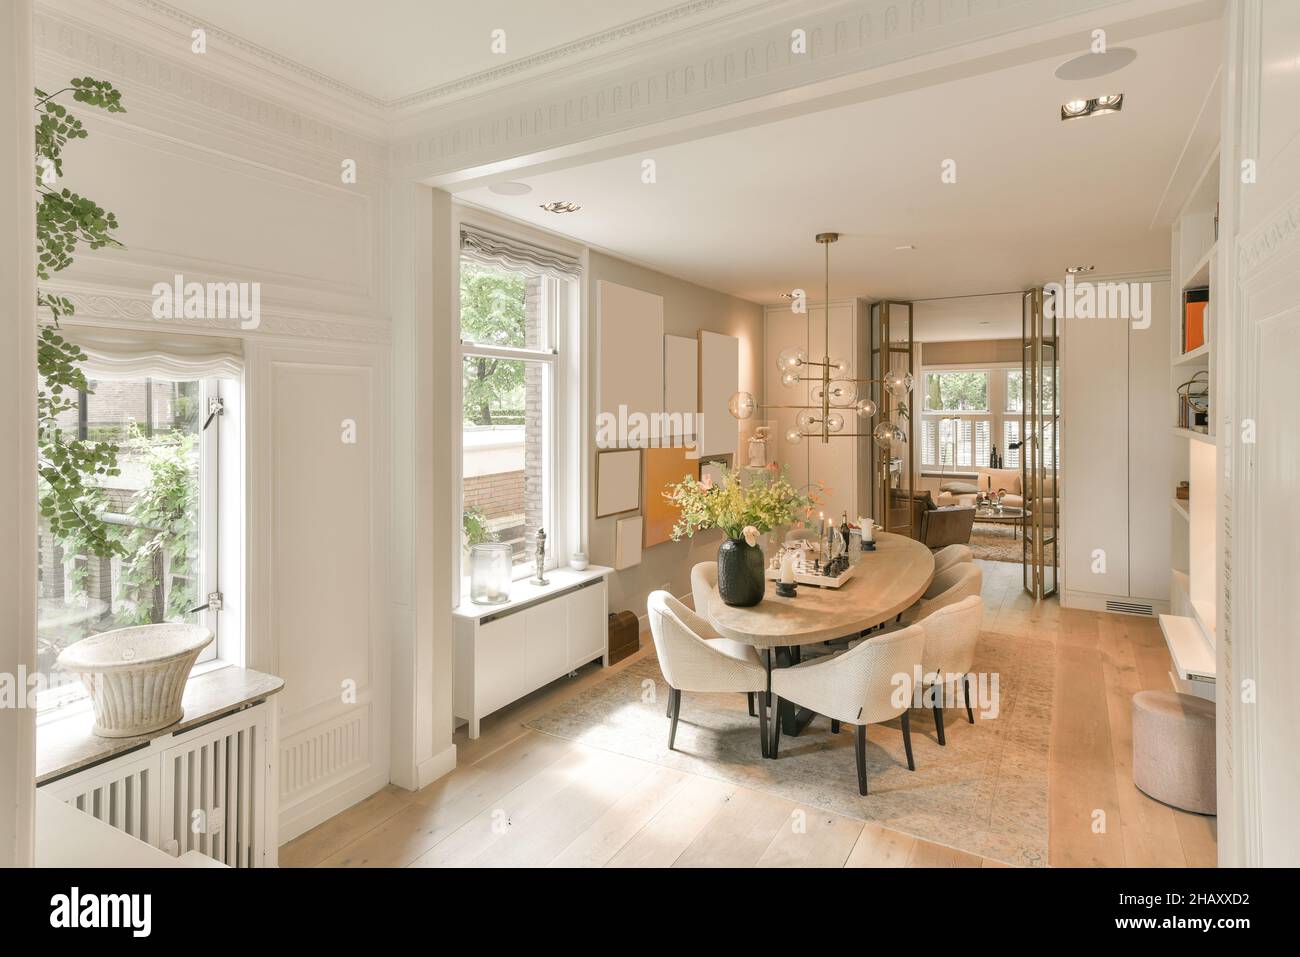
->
[703, 532, 935, 648]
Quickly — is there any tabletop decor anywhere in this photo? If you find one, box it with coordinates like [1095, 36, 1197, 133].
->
[665, 464, 818, 606]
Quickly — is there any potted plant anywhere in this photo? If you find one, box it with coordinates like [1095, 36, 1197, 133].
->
[665, 465, 818, 606]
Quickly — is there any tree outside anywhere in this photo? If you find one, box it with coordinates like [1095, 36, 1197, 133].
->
[461, 263, 527, 426]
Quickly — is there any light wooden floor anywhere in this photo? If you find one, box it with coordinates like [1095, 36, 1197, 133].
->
[282, 560, 1217, 868]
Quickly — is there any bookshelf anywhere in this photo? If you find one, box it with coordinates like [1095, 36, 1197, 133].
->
[1163, 148, 1218, 700]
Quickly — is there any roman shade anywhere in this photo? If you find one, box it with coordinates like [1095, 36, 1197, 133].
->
[63, 327, 243, 380]
[459, 224, 581, 280]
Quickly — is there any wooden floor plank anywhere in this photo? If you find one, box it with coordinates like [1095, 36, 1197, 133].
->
[604, 775, 737, 868]
[754, 806, 863, 868]
[905, 838, 984, 867]
[844, 822, 918, 868]
[548, 765, 691, 868]
[279, 784, 413, 868]
[673, 785, 796, 868]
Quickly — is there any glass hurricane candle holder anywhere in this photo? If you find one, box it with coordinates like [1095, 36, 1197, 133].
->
[469, 543, 513, 605]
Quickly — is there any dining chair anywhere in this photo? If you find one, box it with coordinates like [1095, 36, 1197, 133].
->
[646, 591, 770, 756]
[913, 595, 984, 746]
[769, 625, 925, 795]
[691, 561, 765, 716]
[851, 561, 982, 645]
[931, 543, 974, 575]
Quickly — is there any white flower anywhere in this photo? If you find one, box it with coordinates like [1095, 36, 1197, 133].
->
[742, 525, 760, 547]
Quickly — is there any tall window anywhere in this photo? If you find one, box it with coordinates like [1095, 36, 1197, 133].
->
[458, 228, 579, 583]
[920, 366, 1058, 472]
[36, 372, 230, 712]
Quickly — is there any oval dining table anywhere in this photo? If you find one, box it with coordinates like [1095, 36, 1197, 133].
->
[701, 531, 935, 756]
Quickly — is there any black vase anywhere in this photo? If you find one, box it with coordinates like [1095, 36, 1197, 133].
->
[717, 538, 765, 607]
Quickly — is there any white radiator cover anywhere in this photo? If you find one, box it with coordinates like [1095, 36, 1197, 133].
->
[41, 700, 278, 867]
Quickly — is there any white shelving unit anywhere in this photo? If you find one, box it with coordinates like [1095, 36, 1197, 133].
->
[1165, 148, 1219, 701]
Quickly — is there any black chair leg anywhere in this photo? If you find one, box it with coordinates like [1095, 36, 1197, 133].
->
[964, 674, 975, 724]
[855, 724, 869, 795]
[901, 710, 915, 770]
[748, 692, 756, 717]
[666, 686, 673, 718]
[769, 695, 781, 758]
[667, 688, 682, 750]
[755, 689, 769, 759]
[830, 719, 841, 734]
[934, 703, 946, 747]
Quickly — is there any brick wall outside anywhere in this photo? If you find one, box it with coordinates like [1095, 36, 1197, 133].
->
[464, 470, 525, 518]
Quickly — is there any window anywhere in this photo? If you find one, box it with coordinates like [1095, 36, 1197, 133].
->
[36, 371, 232, 713]
[919, 366, 1057, 474]
[458, 229, 579, 585]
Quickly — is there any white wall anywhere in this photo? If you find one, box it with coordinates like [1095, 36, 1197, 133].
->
[33, 4, 394, 842]
[585, 251, 764, 624]
[1, 0, 37, 869]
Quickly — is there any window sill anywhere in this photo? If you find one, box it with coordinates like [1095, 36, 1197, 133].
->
[35, 657, 234, 728]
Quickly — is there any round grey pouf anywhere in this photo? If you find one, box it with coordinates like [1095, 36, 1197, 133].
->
[1131, 690, 1216, 814]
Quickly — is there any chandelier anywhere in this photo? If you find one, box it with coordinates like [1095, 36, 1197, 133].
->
[728, 232, 913, 445]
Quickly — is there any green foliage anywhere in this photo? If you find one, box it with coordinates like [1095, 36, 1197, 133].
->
[462, 507, 498, 549]
[460, 264, 527, 426]
[665, 465, 820, 541]
[34, 78, 127, 560]
[112, 428, 199, 626]
[924, 371, 988, 412]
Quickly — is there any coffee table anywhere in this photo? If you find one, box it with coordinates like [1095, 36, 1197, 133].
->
[974, 504, 1025, 540]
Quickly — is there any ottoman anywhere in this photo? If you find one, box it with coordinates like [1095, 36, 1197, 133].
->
[1131, 690, 1216, 814]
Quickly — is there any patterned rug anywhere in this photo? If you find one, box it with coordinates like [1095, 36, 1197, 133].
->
[971, 523, 1023, 563]
[526, 630, 1054, 866]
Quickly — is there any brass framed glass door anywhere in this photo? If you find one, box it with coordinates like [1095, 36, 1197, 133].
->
[1021, 287, 1059, 598]
[870, 301, 915, 537]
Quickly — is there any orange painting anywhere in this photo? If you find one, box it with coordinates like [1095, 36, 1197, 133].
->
[642, 446, 694, 547]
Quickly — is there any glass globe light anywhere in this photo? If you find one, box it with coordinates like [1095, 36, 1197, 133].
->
[855, 398, 878, 419]
[872, 421, 897, 446]
[795, 410, 817, 430]
[727, 390, 756, 419]
[784, 427, 804, 446]
[884, 370, 914, 397]
[825, 412, 845, 433]
[780, 370, 801, 387]
[831, 357, 851, 374]
[828, 379, 857, 406]
[777, 347, 807, 371]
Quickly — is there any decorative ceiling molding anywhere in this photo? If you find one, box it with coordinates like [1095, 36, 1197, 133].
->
[1237, 195, 1300, 279]
[389, 0, 1138, 179]
[116, 0, 763, 110]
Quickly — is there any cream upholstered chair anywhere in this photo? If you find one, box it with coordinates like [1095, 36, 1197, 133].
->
[769, 625, 925, 795]
[914, 595, 983, 746]
[691, 562, 765, 716]
[931, 543, 974, 575]
[646, 591, 769, 755]
[854, 562, 982, 643]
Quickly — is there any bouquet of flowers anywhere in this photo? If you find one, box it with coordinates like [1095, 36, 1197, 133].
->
[665, 464, 818, 543]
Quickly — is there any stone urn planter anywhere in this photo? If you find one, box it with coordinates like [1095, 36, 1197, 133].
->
[56, 623, 214, 738]
[716, 537, 766, 607]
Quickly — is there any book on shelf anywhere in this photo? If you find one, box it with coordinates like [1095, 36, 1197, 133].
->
[1182, 287, 1208, 353]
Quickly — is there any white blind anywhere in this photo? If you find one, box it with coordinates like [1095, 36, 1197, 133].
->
[64, 327, 243, 380]
[460, 224, 581, 280]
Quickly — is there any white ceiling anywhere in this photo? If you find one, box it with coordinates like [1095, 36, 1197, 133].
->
[459, 18, 1221, 305]
[159, 0, 763, 103]
[913, 295, 1024, 343]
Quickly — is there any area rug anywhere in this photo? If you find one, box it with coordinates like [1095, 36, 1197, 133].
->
[525, 630, 1054, 866]
[971, 523, 1022, 563]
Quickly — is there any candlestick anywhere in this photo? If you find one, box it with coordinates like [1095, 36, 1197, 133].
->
[780, 551, 794, 584]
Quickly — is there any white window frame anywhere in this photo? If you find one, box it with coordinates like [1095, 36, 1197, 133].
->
[920, 363, 1057, 474]
[455, 244, 581, 599]
[36, 372, 242, 718]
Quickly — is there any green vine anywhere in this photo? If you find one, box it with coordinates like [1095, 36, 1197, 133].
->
[35, 77, 127, 560]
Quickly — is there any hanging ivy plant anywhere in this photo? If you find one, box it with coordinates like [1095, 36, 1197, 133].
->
[34, 77, 127, 559]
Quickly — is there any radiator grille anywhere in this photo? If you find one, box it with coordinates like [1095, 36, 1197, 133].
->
[1106, 599, 1155, 617]
[67, 765, 153, 844]
[162, 718, 266, 867]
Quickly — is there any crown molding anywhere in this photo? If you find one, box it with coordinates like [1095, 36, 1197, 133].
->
[46, 283, 392, 346]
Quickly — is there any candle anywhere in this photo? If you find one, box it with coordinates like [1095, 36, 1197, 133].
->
[780, 551, 794, 584]
[860, 517, 874, 542]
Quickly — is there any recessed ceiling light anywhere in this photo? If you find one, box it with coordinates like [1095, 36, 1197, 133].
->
[894, 244, 916, 251]
[539, 201, 581, 213]
[1054, 47, 1137, 81]
[489, 181, 532, 196]
[778, 291, 796, 300]
[1066, 264, 1095, 274]
[1060, 94, 1124, 121]
[978, 320, 991, 325]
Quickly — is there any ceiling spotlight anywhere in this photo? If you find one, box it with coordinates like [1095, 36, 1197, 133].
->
[779, 291, 797, 299]
[489, 181, 532, 196]
[894, 244, 916, 251]
[539, 201, 581, 213]
[1060, 94, 1124, 121]
[1066, 264, 1095, 274]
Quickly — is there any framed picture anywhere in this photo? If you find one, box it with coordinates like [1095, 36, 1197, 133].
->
[596, 449, 641, 518]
